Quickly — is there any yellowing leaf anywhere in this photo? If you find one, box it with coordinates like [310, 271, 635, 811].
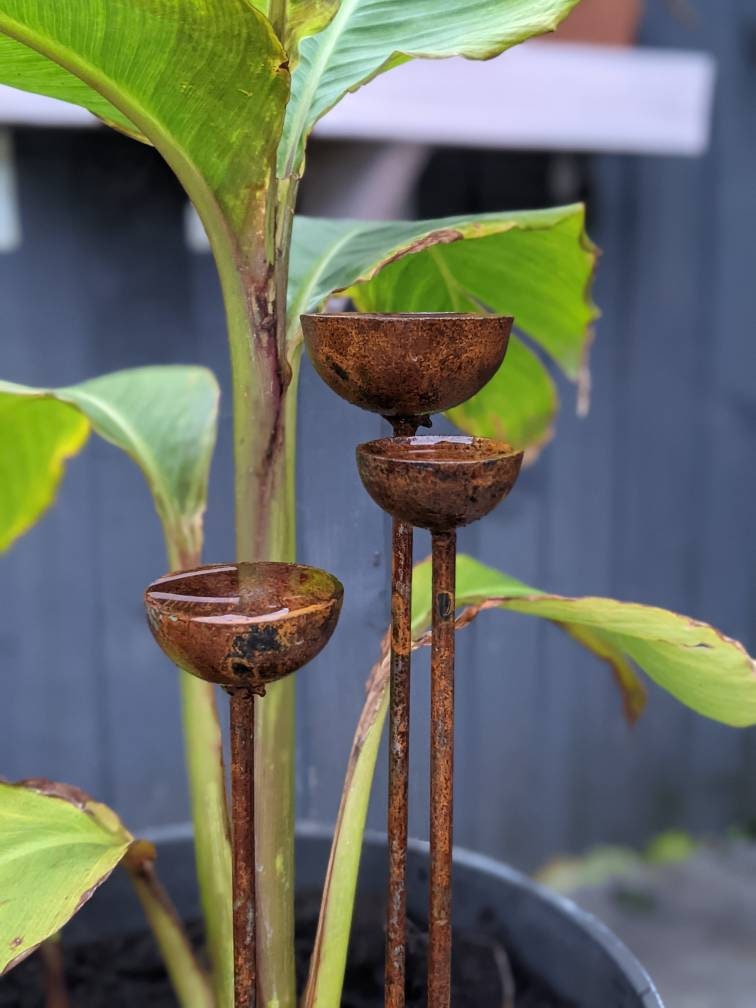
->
[0, 396, 89, 552]
[0, 780, 133, 974]
[0, 366, 219, 564]
[412, 555, 756, 728]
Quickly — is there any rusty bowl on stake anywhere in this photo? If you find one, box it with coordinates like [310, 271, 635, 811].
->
[144, 562, 343, 693]
[301, 313, 512, 421]
[357, 436, 524, 533]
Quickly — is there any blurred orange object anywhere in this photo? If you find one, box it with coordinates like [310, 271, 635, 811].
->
[544, 0, 643, 46]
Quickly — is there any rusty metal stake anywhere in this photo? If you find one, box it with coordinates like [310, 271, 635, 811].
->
[386, 516, 413, 1008]
[229, 689, 257, 1008]
[385, 416, 419, 1008]
[300, 313, 518, 1008]
[428, 530, 457, 1008]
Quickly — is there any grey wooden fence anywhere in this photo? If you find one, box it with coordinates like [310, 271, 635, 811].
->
[0, 1, 754, 873]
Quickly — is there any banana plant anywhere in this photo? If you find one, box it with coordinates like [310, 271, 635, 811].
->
[1, 2, 755, 1008]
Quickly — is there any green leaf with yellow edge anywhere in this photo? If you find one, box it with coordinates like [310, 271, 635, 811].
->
[288, 206, 596, 451]
[0, 780, 133, 974]
[0, 395, 89, 552]
[0, 0, 288, 259]
[0, 366, 219, 565]
[278, 0, 582, 176]
[413, 555, 756, 727]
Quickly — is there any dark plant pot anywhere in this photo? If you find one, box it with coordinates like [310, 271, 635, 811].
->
[68, 824, 663, 1007]
[543, 0, 643, 46]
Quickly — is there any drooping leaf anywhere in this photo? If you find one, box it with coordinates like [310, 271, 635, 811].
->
[306, 532, 756, 1005]
[0, 366, 219, 565]
[447, 336, 558, 453]
[0, 780, 133, 974]
[413, 555, 756, 727]
[278, 0, 582, 176]
[288, 206, 596, 450]
[250, 0, 340, 65]
[0, 0, 288, 256]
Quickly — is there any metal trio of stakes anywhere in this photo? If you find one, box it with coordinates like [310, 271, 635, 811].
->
[302, 312, 524, 1007]
[144, 562, 343, 1008]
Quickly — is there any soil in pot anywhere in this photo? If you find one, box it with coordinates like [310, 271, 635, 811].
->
[2, 892, 574, 1007]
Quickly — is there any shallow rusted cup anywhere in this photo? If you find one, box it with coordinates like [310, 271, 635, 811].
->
[356, 436, 523, 532]
[301, 313, 512, 420]
[144, 562, 343, 693]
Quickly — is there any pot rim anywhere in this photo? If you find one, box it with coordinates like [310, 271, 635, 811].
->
[296, 821, 663, 1006]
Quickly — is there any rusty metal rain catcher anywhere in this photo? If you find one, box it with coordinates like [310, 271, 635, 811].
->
[302, 312, 524, 1008]
[144, 561, 343, 1008]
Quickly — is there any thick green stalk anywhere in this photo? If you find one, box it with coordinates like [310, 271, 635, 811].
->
[168, 540, 234, 1008]
[221, 172, 300, 1007]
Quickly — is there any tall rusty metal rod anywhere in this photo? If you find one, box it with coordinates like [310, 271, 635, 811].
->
[428, 530, 457, 1008]
[385, 414, 419, 1008]
[229, 689, 257, 1008]
[385, 516, 413, 1008]
[300, 313, 519, 1008]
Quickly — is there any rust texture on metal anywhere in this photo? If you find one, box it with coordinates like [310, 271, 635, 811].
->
[144, 561, 344, 1008]
[301, 311, 525, 1008]
[230, 689, 257, 1008]
[356, 435, 524, 533]
[385, 517, 413, 1008]
[144, 562, 344, 692]
[301, 313, 511, 425]
[428, 531, 457, 1008]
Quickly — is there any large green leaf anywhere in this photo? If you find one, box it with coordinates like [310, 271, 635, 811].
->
[278, 0, 582, 176]
[0, 780, 132, 974]
[0, 366, 219, 564]
[0, 33, 139, 135]
[413, 555, 756, 727]
[289, 206, 596, 450]
[0, 1, 288, 255]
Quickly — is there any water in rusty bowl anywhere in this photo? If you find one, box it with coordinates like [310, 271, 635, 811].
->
[356, 436, 523, 532]
[144, 562, 343, 692]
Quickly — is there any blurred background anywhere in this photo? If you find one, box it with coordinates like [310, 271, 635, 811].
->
[0, 2, 754, 1004]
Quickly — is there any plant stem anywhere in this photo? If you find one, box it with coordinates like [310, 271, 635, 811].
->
[125, 840, 215, 1008]
[180, 674, 234, 1007]
[38, 937, 70, 1008]
[224, 172, 300, 1008]
[169, 540, 234, 1008]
